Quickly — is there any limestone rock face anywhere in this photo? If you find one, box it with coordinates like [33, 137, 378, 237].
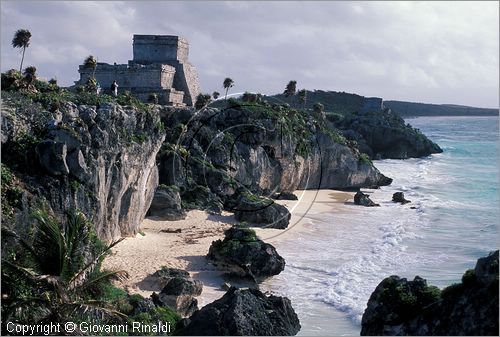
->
[178, 287, 301, 336]
[158, 106, 392, 211]
[207, 227, 285, 280]
[2, 100, 165, 241]
[361, 250, 499, 336]
[36, 140, 69, 175]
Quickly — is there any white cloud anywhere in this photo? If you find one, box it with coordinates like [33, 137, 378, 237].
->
[1, 1, 497, 107]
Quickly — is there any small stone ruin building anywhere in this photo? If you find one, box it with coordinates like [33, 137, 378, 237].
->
[361, 97, 386, 114]
[76, 35, 201, 106]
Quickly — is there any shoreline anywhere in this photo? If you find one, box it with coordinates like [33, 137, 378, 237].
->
[102, 189, 355, 308]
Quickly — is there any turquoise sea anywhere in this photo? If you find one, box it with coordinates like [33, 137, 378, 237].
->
[262, 116, 499, 335]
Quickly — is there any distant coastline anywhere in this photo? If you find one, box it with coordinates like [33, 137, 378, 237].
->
[269, 90, 498, 117]
[385, 100, 499, 117]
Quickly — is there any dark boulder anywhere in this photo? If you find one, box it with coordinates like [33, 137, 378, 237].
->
[160, 277, 203, 297]
[147, 185, 186, 220]
[152, 291, 199, 318]
[361, 250, 499, 335]
[152, 267, 190, 280]
[181, 184, 224, 215]
[231, 190, 291, 229]
[392, 192, 411, 204]
[274, 191, 298, 200]
[178, 287, 301, 336]
[150, 267, 203, 317]
[129, 296, 156, 315]
[207, 227, 285, 280]
[354, 191, 380, 207]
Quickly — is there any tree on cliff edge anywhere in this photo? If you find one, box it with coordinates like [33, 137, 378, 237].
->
[284, 80, 297, 107]
[298, 89, 307, 111]
[12, 29, 31, 72]
[223, 77, 234, 100]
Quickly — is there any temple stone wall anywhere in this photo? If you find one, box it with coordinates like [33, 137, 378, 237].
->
[133, 35, 189, 63]
[76, 34, 200, 107]
[79, 63, 175, 90]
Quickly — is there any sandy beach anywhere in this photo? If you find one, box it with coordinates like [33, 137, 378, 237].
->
[103, 189, 355, 307]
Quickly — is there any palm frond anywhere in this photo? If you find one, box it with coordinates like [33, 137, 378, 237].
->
[67, 238, 125, 289]
[6, 299, 52, 323]
[61, 211, 90, 281]
[65, 301, 128, 321]
[72, 269, 128, 293]
[31, 209, 66, 276]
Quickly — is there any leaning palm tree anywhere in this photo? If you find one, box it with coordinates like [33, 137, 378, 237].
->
[223, 77, 234, 100]
[2, 210, 127, 324]
[12, 29, 31, 72]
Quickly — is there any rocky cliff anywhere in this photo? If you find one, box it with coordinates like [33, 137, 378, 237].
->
[333, 109, 442, 159]
[157, 101, 392, 211]
[361, 250, 499, 335]
[1, 93, 165, 241]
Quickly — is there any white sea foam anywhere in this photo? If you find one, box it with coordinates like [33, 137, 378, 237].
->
[262, 117, 498, 336]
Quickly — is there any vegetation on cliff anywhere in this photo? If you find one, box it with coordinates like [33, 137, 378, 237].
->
[361, 251, 499, 335]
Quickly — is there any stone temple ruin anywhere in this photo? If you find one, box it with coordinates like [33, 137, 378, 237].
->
[76, 35, 201, 106]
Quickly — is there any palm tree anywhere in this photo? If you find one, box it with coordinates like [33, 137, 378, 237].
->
[84, 55, 97, 79]
[212, 91, 220, 100]
[284, 80, 297, 107]
[223, 77, 234, 100]
[2, 210, 127, 324]
[12, 29, 31, 72]
[298, 89, 307, 111]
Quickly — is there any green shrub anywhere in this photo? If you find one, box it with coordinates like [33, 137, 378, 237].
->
[70, 179, 81, 192]
[359, 153, 371, 164]
[441, 283, 464, 299]
[420, 285, 441, 304]
[462, 268, 476, 285]
[128, 306, 181, 336]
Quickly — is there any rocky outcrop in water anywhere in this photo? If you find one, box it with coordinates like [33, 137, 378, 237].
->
[1, 96, 165, 241]
[207, 227, 285, 280]
[335, 109, 442, 159]
[354, 191, 379, 207]
[392, 192, 411, 204]
[178, 287, 301, 336]
[361, 250, 499, 336]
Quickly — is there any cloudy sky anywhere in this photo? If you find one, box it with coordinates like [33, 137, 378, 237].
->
[1, 1, 498, 108]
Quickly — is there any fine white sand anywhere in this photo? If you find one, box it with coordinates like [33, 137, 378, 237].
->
[102, 189, 355, 307]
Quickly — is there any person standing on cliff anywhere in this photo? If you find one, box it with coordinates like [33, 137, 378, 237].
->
[111, 80, 118, 96]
